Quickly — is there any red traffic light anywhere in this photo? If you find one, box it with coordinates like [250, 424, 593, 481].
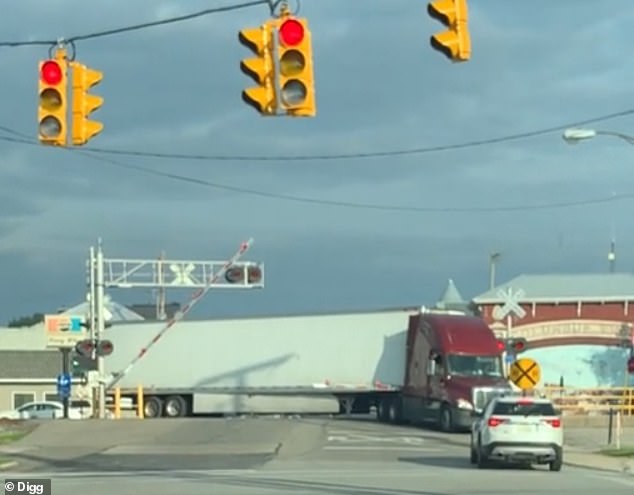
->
[496, 340, 505, 351]
[279, 19, 304, 46]
[627, 357, 634, 374]
[41, 60, 63, 85]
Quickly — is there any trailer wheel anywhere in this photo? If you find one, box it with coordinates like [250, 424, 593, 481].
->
[164, 395, 187, 418]
[144, 396, 163, 419]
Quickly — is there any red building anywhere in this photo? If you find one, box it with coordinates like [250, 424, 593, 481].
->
[471, 274, 634, 349]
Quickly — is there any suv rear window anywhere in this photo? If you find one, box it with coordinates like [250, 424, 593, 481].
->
[493, 401, 556, 416]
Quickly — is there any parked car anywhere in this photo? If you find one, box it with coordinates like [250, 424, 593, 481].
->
[0, 400, 92, 420]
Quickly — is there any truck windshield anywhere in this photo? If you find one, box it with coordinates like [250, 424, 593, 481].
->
[447, 354, 503, 377]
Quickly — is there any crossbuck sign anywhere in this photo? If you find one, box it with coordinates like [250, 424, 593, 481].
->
[492, 287, 527, 320]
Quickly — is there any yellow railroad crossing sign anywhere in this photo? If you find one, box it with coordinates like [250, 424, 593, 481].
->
[509, 357, 541, 390]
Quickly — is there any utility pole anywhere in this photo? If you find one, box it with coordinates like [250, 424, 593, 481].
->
[489, 252, 501, 290]
[96, 239, 106, 419]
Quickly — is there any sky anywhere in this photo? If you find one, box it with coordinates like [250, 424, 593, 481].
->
[2, 0, 634, 323]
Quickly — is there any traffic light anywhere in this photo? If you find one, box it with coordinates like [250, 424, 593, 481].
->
[239, 21, 276, 115]
[70, 61, 104, 145]
[427, 0, 471, 62]
[275, 16, 316, 117]
[38, 50, 68, 146]
[225, 265, 263, 284]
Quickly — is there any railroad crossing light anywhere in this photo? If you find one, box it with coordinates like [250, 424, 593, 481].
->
[496, 340, 505, 352]
[276, 16, 316, 117]
[75, 339, 95, 358]
[238, 21, 276, 115]
[225, 265, 263, 284]
[97, 340, 114, 357]
[506, 338, 528, 354]
[427, 0, 471, 62]
[38, 54, 68, 146]
[70, 61, 104, 145]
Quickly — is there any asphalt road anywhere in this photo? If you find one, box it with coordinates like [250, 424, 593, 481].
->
[2, 417, 634, 494]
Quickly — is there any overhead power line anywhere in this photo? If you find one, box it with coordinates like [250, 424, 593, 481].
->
[61, 108, 634, 162]
[0, 0, 269, 47]
[0, 124, 633, 214]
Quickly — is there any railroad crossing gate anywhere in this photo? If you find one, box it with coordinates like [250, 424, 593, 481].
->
[509, 357, 541, 390]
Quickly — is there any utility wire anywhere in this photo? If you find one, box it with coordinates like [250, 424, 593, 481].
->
[0, 124, 633, 214]
[77, 108, 634, 162]
[0, 0, 269, 47]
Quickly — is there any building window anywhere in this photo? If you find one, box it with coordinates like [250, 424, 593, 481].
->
[12, 392, 35, 409]
[44, 393, 60, 402]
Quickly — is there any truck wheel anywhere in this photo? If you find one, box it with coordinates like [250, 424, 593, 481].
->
[439, 405, 453, 432]
[144, 396, 163, 419]
[388, 399, 402, 424]
[164, 395, 187, 418]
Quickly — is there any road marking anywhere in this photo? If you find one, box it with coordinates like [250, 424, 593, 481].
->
[323, 446, 440, 452]
[327, 434, 425, 445]
[585, 473, 634, 487]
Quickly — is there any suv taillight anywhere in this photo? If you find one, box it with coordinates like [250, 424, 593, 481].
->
[487, 417, 506, 427]
[543, 418, 561, 428]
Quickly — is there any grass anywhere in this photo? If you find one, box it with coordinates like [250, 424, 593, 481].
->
[599, 446, 634, 458]
[0, 430, 30, 445]
[0, 457, 14, 465]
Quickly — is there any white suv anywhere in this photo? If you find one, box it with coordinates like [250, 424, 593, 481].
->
[470, 394, 563, 471]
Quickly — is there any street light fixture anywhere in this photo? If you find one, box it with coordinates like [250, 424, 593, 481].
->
[562, 128, 634, 145]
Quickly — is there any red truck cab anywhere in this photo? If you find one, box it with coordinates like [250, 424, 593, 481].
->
[377, 312, 511, 432]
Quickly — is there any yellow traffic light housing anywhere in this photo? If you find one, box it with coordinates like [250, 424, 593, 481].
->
[38, 49, 68, 146]
[238, 21, 276, 115]
[275, 16, 316, 117]
[70, 62, 104, 146]
[428, 0, 471, 62]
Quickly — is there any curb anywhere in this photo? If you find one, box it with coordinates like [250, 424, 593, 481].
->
[0, 461, 18, 471]
[564, 461, 634, 475]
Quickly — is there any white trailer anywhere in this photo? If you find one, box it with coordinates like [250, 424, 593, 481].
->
[102, 307, 418, 418]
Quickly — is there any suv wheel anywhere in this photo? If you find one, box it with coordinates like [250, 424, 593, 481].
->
[549, 455, 562, 472]
[476, 439, 488, 469]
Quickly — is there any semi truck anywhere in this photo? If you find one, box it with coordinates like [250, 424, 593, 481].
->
[100, 306, 511, 430]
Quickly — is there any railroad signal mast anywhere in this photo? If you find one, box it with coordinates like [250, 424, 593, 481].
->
[85, 238, 265, 418]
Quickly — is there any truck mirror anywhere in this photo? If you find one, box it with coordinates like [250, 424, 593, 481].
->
[427, 359, 436, 376]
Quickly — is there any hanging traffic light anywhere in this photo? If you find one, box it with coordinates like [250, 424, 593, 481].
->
[238, 21, 276, 115]
[427, 0, 471, 62]
[70, 61, 104, 145]
[38, 50, 68, 146]
[275, 16, 316, 117]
